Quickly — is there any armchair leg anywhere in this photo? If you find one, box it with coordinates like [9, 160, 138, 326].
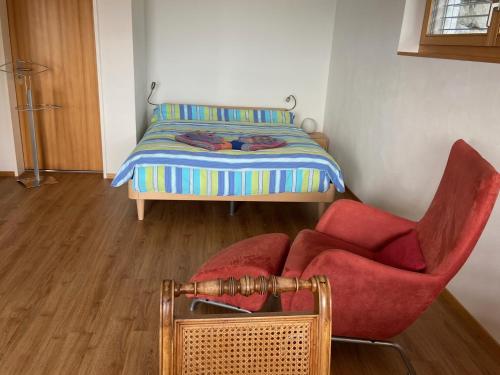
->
[190, 298, 252, 314]
[332, 337, 417, 375]
[229, 201, 236, 216]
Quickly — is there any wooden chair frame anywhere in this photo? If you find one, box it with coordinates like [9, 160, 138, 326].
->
[160, 275, 332, 375]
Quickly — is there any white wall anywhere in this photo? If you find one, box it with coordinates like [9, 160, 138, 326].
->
[94, 0, 138, 175]
[324, 0, 500, 341]
[132, 0, 148, 141]
[145, 0, 337, 129]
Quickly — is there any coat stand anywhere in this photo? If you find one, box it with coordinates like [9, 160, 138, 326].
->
[1, 60, 61, 188]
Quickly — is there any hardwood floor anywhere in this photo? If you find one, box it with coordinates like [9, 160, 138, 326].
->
[0, 174, 498, 375]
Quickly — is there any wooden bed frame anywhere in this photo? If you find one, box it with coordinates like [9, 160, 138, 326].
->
[128, 181, 336, 220]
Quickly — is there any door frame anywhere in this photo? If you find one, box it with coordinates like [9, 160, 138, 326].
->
[0, 0, 108, 177]
[92, 0, 108, 178]
[0, 0, 23, 176]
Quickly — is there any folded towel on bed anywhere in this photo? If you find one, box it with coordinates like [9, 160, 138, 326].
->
[238, 136, 276, 144]
[240, 141, 287, 151]
[175, 131, 232, 151]
[185, 131, 224, 143]
[238, 135, 287, 151]
[176, 131, 287, 152]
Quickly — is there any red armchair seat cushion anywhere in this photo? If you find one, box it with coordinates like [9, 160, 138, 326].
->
[190, 233, 290, 311]
[374, 230, 426, 272]
[283, 229, 374, 279]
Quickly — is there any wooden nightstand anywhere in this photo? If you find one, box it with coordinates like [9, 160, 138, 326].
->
[309, 132, 329, 151]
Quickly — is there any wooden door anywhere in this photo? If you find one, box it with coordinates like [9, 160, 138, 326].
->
[7, 0, 102, 171]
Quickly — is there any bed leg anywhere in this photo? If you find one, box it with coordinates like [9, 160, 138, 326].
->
[318, 202, 327, 218]
[136, 199, 145, 221]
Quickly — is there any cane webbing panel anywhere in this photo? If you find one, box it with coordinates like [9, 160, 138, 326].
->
[175, 316, 318, 375]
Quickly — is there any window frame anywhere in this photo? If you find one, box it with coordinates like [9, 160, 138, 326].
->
[410, 0, 500, 63]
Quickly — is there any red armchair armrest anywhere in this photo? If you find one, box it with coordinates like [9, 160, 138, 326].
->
[316, 200, 416, 250]
[289, 249, 444, 339]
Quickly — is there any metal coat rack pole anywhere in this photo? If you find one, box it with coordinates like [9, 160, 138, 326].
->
[0, 60, 61, 188]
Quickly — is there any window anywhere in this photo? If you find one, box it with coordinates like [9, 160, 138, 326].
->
[418, 0, 500, 62]
[429, 0, 493, 35]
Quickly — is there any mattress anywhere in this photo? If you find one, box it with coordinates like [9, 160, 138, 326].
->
[112, 120, 345, 196]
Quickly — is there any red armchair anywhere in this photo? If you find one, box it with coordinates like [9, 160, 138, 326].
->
[189, 140, 499, 374]
[281, 140, 499, 372]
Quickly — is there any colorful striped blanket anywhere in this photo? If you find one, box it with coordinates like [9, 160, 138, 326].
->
[112, 120, 345, 195]
[132, 166, 333, 196]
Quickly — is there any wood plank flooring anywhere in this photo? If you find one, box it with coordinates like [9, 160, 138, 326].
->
[0, 174, 499, 375]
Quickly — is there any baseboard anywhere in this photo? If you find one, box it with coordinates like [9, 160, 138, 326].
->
[0, 171, 16, 177]
[345, 187, 361, 202]
[441, 289, 500, 350]
[335, 186, 361, 203]
[105, 173, 116, 180]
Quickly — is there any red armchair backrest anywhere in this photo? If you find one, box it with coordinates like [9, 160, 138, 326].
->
[417, 140, 500, 277]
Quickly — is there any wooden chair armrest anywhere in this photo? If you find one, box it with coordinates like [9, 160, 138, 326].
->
[176, 275, 324, 298]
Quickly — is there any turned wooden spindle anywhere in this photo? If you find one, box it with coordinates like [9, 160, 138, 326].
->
[174, 275, 326, 298]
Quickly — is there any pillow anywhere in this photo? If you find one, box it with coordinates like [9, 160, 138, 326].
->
[374, 230, 426, 272]
[151, 103, 295, 126]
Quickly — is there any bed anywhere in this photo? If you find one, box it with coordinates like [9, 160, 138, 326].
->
[112, 103, 345, 220]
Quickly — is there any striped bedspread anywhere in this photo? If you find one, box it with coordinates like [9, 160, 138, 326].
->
[112, 121, 345, 195]
[132, 166, 332, 196]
